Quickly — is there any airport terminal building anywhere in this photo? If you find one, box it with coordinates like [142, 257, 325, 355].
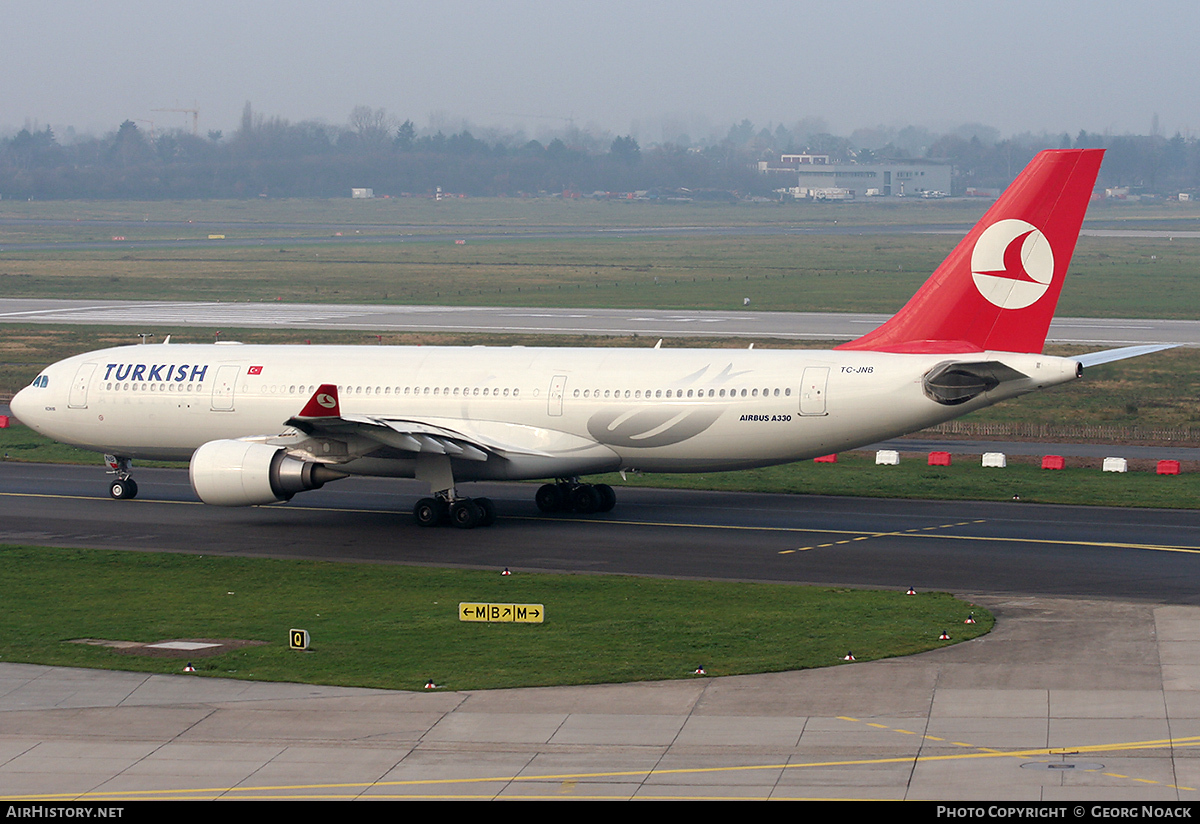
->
[760, 154, 953, 198]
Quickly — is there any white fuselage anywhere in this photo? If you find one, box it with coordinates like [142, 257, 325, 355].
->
[11, 342, 1081, 482]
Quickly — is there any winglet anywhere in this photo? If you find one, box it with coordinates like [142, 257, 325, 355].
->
[296, 384, 340, 419]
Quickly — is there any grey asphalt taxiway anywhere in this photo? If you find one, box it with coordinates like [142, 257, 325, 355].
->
[2, 297, 1200, 347]
[4, 463, 1200, 800]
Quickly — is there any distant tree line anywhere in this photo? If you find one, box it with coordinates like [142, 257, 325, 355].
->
[927, 130, 1200, 194]
[2, 104, 1198, 200]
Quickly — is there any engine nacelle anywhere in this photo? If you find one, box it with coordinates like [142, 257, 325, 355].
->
[189, 439, 346, 506]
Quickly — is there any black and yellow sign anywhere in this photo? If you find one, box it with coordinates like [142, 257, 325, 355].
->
[289, 628, 310, 650]
[459, 602, 544, 623]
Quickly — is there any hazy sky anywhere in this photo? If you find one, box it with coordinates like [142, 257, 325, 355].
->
[3, 0, 1198, 142]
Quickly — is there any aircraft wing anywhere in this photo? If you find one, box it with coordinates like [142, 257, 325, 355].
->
[283, 384, 596, 462]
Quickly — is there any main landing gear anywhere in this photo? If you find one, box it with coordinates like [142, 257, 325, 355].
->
[413, 494, 497, 529]
[105, 455, 138, 500]
[411, 453, 500, 530]
[410, 458, 615, 529]
[535, 479, 616, 515]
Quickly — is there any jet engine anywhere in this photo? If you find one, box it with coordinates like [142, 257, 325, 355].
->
[189, 439, 346, 506]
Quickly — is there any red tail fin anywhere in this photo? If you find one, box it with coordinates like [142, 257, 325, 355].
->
[837, 149, 1103, 354]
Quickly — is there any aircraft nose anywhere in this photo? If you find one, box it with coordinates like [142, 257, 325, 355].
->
[9, 385, 35, 426]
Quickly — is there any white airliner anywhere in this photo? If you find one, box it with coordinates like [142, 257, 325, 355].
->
[9, 149, 1169, 528]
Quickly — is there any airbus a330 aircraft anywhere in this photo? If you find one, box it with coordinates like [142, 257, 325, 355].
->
[10, 149, 1168, 528]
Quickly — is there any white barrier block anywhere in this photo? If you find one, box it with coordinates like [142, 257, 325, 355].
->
[982, 452, 1007, 468]
[1102, 457, 1128, 473]
[875, 450, 899, 466]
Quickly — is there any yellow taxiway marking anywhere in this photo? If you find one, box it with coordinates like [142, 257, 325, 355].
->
[836, 715, 1197, 793]
[11, 731, 1200, 800]
[6, 491, 1200, 558]
[781, 518, 1200, 556]
[782, 520, 986, 553]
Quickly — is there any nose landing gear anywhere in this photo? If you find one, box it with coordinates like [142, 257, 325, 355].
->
[104, 454, 138, 500]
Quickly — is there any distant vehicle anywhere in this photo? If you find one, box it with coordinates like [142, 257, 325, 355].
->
[921, 190, 948, 199]
[811, 187, 853, 201]
[11, 150, 1168, 529]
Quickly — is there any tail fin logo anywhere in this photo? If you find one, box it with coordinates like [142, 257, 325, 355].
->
[970, 219, 1055, 310]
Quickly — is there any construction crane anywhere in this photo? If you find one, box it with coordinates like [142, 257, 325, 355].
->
[152, 107, 200, 136]
[494, 112, 576, 128]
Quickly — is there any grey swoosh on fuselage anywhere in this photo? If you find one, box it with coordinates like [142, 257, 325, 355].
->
[587, 406, 724, 449]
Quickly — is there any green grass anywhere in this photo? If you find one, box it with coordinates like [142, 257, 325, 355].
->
[0, 424, 100, 464]
[2, 203, 1200, 316]
[600, 452, 1200, 509]
[0, 545, 989, 690]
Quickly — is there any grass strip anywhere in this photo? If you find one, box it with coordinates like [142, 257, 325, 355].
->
[600, 452, 1200, 509]
[0, 545, 988, 691]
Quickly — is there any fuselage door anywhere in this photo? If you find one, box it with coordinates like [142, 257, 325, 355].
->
[211, 365, 239, 411]
[799, 366, 829, 416]
[548, 375, 567, 416]
[68, 363, 97, 409]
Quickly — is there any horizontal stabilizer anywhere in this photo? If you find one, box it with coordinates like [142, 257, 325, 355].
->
[1076, 344, 1177, 368]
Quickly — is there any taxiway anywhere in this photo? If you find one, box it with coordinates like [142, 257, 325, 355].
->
[2, 298, 1199, 347]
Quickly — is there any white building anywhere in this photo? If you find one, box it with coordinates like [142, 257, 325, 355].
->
[761, 155, 952, 198]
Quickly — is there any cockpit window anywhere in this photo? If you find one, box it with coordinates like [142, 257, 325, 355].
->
[32, 375, 49, 388]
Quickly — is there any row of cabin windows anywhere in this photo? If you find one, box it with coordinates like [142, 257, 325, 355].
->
[394, 386, 518, 397]
[574, 387, 791, 400]
[104, 382, 793, 400]
[264, 385, 520, 397]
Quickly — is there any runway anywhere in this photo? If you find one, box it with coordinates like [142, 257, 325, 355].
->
[1, 297, 1198, 346]
[0, 214, 1195, 254]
